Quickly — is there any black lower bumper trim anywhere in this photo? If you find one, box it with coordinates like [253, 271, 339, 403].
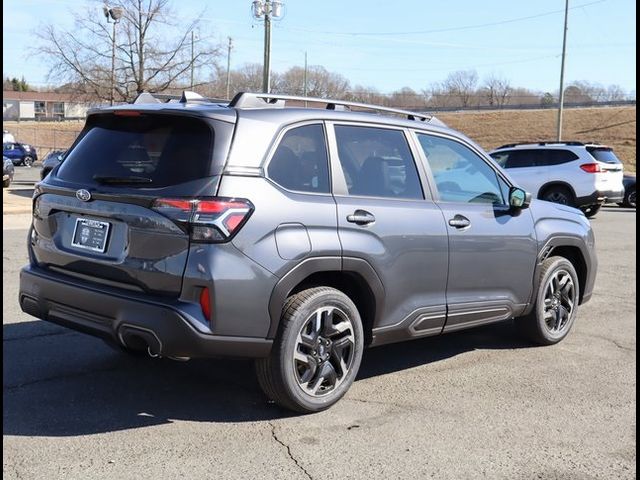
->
[19, 266, 273, 358]
[576, 189, 624, 207]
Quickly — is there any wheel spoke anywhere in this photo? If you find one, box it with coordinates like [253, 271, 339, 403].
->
[558, 306, 569, 329]
[320, 308, 335, 336]
[299, 357, 318, 385]
[294, 349, 311, 364]
[299, 332, 316, 349]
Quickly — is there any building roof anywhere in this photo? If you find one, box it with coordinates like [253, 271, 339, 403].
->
[2, 91, 98, 102]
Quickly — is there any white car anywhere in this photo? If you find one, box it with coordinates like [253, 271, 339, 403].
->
[3, 130, 16, 144]
[489, 141, 625, 218]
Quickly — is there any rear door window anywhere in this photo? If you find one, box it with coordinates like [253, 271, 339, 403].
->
[333, 125, 423, 199]
[57, 114, 214, 187]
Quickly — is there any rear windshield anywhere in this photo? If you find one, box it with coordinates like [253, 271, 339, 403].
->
[587, 147, 621, 164]
[57, 114, 214, 187]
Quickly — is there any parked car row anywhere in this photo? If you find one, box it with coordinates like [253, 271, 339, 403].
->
[3, 141, 38, 166]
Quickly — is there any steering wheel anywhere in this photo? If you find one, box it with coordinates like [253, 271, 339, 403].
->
[469, 191, 502, 204]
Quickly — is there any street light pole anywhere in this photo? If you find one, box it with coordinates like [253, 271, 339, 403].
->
[262, 1, 272, 93]
[111, 21, 117, 106]
[226, 37, 233, 99]
[104, 6, 123, 106]
[557, 0, 569, 141]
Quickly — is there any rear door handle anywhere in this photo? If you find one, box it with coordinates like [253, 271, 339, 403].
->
[347, 210, 376, 225]
[448, 214, 471, 229]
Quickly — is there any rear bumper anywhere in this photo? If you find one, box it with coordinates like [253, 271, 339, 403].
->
[19, 265, 273, 358]
[576, 188, 625, 207]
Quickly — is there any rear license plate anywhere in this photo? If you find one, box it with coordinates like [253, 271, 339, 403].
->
[71, 218, 111, 253]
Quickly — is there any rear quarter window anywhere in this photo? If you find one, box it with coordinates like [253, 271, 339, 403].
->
[57, 114, 215, 187]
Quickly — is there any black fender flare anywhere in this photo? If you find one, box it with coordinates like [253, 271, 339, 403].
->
[267, 256, 385, 338]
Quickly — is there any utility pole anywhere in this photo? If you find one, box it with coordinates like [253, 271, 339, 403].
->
[190, 30, 195, 89]
[262, 1, 272, 93]
[252, 1, 283, 94]
[226, 37, 233, 100]
[303, 51, 308, 106]
[557, 0, 569, 141]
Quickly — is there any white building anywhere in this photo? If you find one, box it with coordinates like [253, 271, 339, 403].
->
[3, 91, 104, 120]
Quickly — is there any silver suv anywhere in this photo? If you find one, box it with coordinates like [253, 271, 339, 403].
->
[20, 92, 597, 412]
[489, 141, 625, 218]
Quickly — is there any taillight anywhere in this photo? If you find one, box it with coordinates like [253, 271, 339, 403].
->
[199, 287, 212, 321]
[152, 197, 253, 242]
[580, 163, 602, 173]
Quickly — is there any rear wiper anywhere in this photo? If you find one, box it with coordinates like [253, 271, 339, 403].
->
[93, 175, 153, 184]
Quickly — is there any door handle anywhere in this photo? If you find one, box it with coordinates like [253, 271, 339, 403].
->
[347, 210, 376, 225]
[448, 214, 471, 229]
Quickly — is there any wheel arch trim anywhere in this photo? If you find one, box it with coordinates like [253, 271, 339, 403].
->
[267, 256, 385, 338]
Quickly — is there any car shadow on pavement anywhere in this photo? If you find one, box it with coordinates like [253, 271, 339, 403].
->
[6, 188, 34, 199]
[3, 320, 530, 437]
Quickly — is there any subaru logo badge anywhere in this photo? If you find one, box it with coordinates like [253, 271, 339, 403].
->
[76, 189, 91, 202]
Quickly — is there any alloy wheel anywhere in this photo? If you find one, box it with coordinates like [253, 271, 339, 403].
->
[542, 269, 576, 334]
[293, 306, 356, 397]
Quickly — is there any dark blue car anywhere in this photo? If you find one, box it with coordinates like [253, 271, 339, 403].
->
[3, 142, 38, 166]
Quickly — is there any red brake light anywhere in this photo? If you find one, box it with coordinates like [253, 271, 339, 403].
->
[199, 287, 212, 321]
[580, 163, 602, 173]
[114, 110, 142, 117]
[152, 197, 253, 243]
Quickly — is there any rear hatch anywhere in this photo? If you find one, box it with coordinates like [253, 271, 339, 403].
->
[31, 110, 235, 296]
[587, 146, 624, 193]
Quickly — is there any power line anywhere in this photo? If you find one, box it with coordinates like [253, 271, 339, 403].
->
[281, 0, 607, 36]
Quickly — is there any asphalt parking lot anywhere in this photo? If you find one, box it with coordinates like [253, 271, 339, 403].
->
[3, 166, 636, 480]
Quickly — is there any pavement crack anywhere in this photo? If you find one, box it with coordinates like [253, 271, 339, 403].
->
[612, 340, 635, 352]
[269, 421, 313, 480]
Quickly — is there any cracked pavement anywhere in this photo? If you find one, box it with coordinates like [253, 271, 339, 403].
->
[3, 196, 636, 479]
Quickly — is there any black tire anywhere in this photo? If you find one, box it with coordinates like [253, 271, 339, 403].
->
[518, 256, 580, 345]
[623, 188, 636, 208]
[23, 156, 34, 167]
[581, 204, 601, 218]
[256, 287, 364, 413]
[541, 186, 574, 206]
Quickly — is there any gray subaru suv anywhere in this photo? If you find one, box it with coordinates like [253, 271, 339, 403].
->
[19, 92, 597, 413]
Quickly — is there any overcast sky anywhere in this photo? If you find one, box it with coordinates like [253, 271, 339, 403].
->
[3, 0, 636, 94]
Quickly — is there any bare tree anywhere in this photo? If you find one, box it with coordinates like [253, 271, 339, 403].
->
[441, 69, 479, 108]
[605, 84, 626, 101]
[36, 0, 220, 103]
[388, 87, 424, 109]
[276, 65, 350, 98]
[482, 74, 511, 107]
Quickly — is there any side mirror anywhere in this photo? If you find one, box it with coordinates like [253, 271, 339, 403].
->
[509, 187, 531, 209]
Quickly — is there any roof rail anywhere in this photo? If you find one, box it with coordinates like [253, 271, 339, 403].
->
[229, 92, 440, 124]
[496, 141, 587, 149]
[133, 91, 229, 105]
